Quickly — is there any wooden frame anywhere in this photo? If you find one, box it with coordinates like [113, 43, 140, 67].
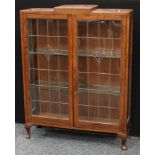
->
[20, 12, 73, 128]
[20, 5, 133, 150]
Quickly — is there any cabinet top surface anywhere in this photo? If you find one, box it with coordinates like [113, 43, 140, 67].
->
[54, 4, 98, 9]
[20, 5, 133, 15]
[54, 5, 98, 14]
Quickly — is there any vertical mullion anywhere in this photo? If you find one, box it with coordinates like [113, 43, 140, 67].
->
[47, 19, 50, 113]
[97, 20, 100, 119]
[72, 15, 78, 127]
[30, 20, 36, 111]
[57, 20, 61, 117]
[36, 19, 41, 114]
[87, 21, 89, 121]
[109, 20, 112, 121]
[68, 15, 73, 125]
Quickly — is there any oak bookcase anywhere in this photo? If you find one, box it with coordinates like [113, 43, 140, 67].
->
[20, 5, 133, 150]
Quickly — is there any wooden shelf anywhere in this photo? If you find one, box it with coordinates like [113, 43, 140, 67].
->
[79, 116, 119, 125]
[34, 112, 69, 120]
[30, 81, 120, 96]
[79, 86, 120, 96]
[30, 49, 120, 59]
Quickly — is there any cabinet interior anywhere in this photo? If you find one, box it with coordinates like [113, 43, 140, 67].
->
[28, 18, 121, 124]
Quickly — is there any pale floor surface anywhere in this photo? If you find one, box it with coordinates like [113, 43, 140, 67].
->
[16, 123, 140, 155]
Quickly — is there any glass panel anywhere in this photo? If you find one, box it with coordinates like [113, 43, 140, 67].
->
[77, 20, 121, 124]
[28, 19, 69, 120]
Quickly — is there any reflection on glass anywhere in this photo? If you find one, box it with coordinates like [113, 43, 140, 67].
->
[77, 20, 121, 124]
[28, 19, 69, 119]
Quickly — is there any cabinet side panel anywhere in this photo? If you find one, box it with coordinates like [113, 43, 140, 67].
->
[119, 15, 130, 134]
[119, 13, 133, 136]
[20, 12, 32, 124]
[127, 12, 133, 130]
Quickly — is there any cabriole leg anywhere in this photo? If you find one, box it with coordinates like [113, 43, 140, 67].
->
[118, 133, 127, 150]
[25, 128, 30, 139]
[25, 123, 32, 139]
[121, 136, 127, 150]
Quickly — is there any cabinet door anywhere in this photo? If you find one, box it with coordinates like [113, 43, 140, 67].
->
[25, 16, 73, 127]
[74, 19, 123, 131]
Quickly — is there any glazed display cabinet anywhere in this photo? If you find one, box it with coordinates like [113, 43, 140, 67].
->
[20, 5, 133, 150]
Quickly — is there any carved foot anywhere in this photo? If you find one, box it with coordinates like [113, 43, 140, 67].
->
[25, 128, 31, 139]
[25, 123, 32, 139]
[118, 133, 127, 150]
[121, 138, 127, 150]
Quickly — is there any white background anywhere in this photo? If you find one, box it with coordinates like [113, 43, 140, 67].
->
[141, 0, 155, 154]
[0, 0, 15, 154]
[0, 0, 154, 154]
